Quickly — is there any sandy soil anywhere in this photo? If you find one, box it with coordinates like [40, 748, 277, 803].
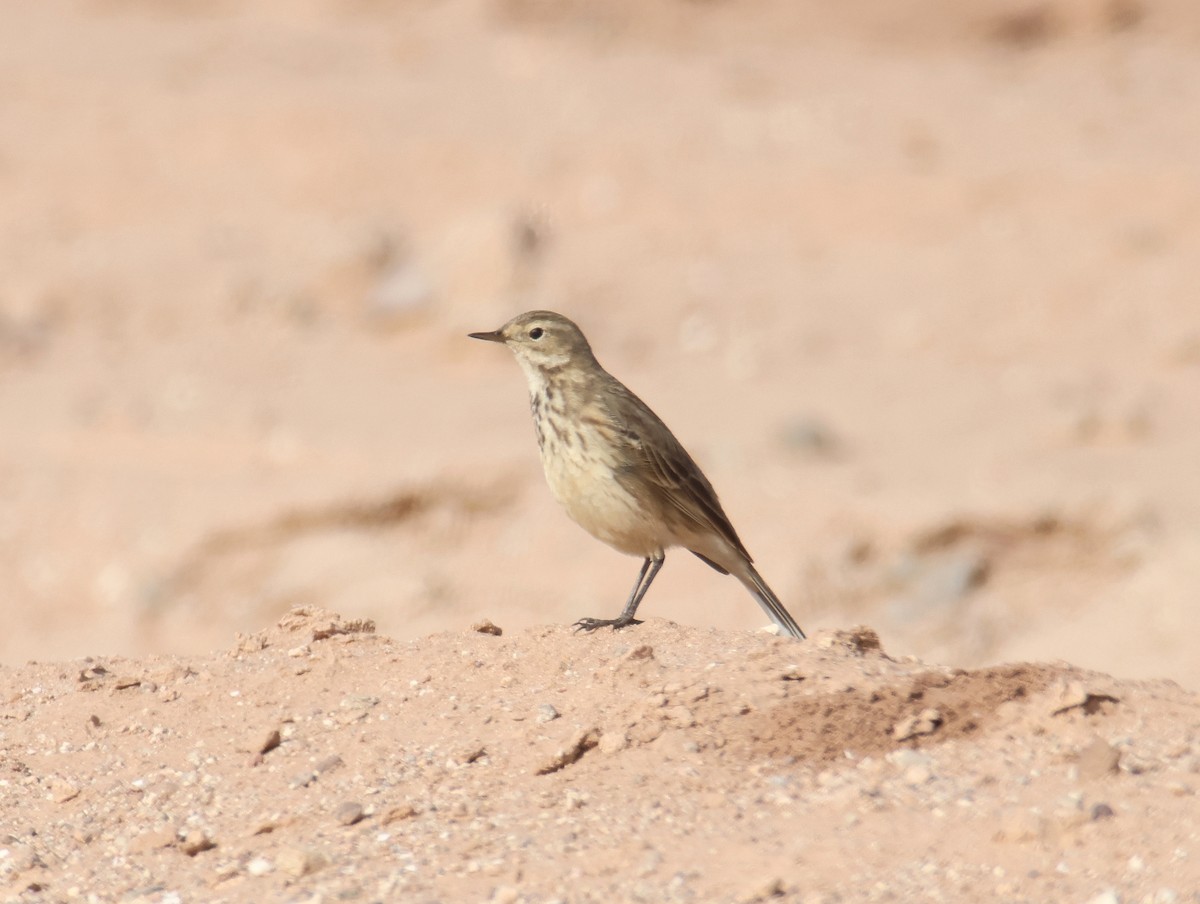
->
[3, 607, 1199, 902]
[2, 0, 1200, 899]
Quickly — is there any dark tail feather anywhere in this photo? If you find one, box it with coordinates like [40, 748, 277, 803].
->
[737, 562, 806, 640]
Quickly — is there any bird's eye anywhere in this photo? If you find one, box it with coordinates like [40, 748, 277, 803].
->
[529, 327, 544, 340]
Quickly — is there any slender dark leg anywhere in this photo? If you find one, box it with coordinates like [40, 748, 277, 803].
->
[574, 553, 666, 633]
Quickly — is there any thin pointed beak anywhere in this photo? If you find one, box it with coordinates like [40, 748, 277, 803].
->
[468, 329, 506, 343]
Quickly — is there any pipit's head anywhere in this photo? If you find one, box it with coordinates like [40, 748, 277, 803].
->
[469, 311, 596, 375]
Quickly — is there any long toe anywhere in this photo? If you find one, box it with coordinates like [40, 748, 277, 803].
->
[573, 617, 643, 633]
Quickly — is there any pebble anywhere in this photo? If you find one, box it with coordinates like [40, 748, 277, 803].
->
[1051, 681, 1120, 716]
[1053, 796, 1089, 832]
[380, 803, 419, 824]
[246, 857, 273, 877]
[904, 764, 934, 785]
[315, 754, 345, 774]
[256, 729, 281, 756]
[252, 817, 280, 835]
[535, 728, 600, 775]
[178, 829, 216, 856]
[48, 778, 81, 803]
[664, 705, 696, 727]
[472, 620, 503, 636]
[1085, 891, 1120, 904]
[4, 845, 44, 873]
[736, 876, 787, 902]
[276, 846, 328, 878]
[624, 645, 655, 662]
[598, 731, 628, 754]
[126, 827, 177, 854]
[340, 694, 380, 710]
[335, 801, 365, 826]
[452, 745, 487, 766]
[536, 704, 560, 723]
[1077, 738, 1121, 779]
[1121, 752, 1156, 775]
[338, 696, 379, 723]
[893, 708, 943, 741]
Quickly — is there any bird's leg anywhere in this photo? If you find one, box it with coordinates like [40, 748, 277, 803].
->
[574, 554, 666, 633]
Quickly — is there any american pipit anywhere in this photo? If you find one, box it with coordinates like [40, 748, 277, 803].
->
[469, 310, 806, 640]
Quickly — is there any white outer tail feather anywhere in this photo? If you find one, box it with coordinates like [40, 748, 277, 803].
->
[737, 562, 806, 640]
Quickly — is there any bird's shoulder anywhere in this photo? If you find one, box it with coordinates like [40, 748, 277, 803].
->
[585, 373, 670, 445]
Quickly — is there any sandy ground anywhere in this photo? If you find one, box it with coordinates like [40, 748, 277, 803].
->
[3, 607, 1199, 903]
[2, 0, 1200, 899]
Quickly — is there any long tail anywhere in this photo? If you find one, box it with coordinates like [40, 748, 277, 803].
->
[736, 561, 807, 640]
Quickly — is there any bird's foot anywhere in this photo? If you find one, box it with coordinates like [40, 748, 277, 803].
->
[573, 616, 643, 633]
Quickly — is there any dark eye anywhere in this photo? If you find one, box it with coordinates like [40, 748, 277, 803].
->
[529, 327, 544, 340]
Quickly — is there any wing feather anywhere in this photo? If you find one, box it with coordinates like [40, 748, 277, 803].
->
[600, 381, 753, 562]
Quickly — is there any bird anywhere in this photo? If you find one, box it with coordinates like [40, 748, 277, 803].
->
[468, 310, 806, 640]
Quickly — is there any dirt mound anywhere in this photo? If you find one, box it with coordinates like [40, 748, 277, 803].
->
[2, 609, 1197, 902]
[738, 661, 1065, 766]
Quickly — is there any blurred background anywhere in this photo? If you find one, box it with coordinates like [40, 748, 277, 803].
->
[1, 0, 1197, 687]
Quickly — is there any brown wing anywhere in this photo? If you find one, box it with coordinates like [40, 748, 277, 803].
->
[601, 378, 753, 563]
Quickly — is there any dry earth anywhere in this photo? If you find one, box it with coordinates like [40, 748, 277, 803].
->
[3, 0, 1200, 900]
[3, 607, 1199, 903]
[3, 0, 1200, 684]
